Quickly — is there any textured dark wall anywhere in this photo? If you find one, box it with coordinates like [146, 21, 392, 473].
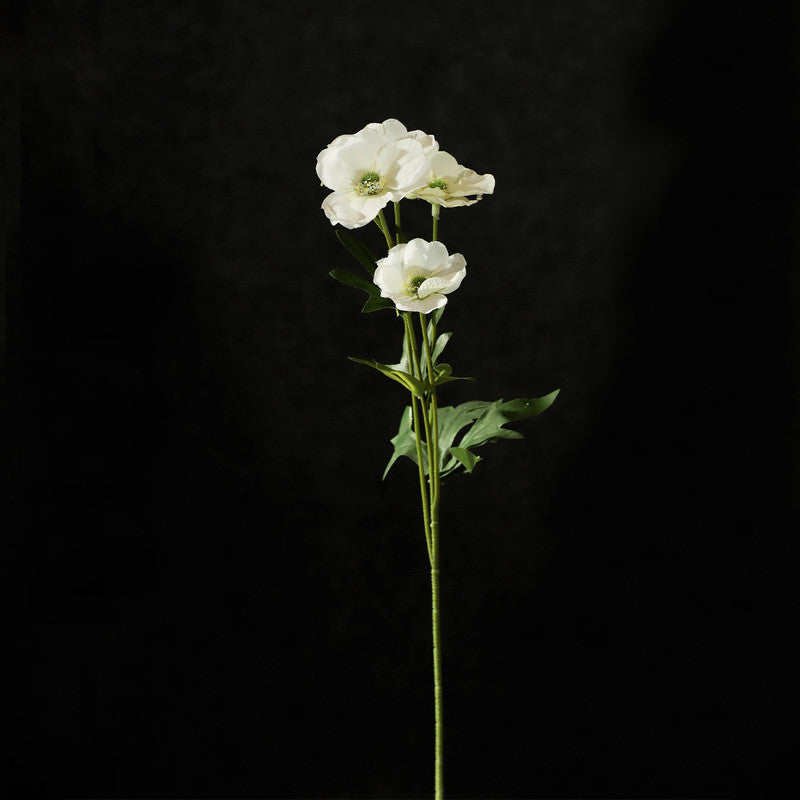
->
[6, 1, 798, 797]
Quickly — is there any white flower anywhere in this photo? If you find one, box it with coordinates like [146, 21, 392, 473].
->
[408, 151, 495, 207]
[373, 238, 467, 314]
[316, 119, 438, 229]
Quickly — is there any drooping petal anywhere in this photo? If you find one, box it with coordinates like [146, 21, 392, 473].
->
[453, 168, 495, 195]
[322, 191, 383, 228]
[395, 292, 448, 314]
[406, 148, 495, 207]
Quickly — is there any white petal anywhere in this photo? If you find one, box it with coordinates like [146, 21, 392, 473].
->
[416, 276, 454, 299]
[373, 259, 406, 296]
[453, 168, 495, 195]
[357, 193, 392, 221]
[400, 239, 431, 272]
[429, 151, 461, 177]
[406, 129, 439, 157]
[322, 191, 374, 228]
[421, 240, 450, 270]
[375, 140, 429, 192]
[436, 266, 466, 295]
[434, 196, 481, 207]
[380, 118, 410, 139]
[394, 293, 447, 314]
[317, 138, 379, 190]
[435, 252, 467, 279]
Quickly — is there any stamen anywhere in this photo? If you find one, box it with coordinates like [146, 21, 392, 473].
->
[356, 170, 385, 196]
[408, 275, 426, 297]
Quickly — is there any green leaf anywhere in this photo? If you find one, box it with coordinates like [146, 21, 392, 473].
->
[493, 390, 561, 421]
[387, 325, 414, 375]
[381, 392, 560, 480]
[329, 268, 394, 314]
[383, 405, 425, 479]
[431, 331, 452, 365]
[348, 357, 426, 396]
[459, 390, 561, 452]
[436, 401, 493, 476]
[448, 446, 481, 473]
[360, 295, 395, 313]
[329, 268, 374, 293]
[431, 362, 474, 388]
[335, 228, 379, 274]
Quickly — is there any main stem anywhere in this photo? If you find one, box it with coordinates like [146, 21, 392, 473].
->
[391, 205, 445, 797]
[428, 205, 443, 798]
[420, 312, 443, 800]
[403, 312, 432, 562]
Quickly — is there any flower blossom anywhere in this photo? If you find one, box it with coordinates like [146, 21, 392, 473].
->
[373, 238, 466, 314]
[316, 119, 438, 229]
[408, 151, 495, 207]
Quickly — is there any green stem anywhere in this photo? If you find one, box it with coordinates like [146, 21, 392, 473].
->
[431, 555, 443, 799]
[431, 203, 441, 242]
[403, 312, 432, 562]
[394, 201, 405, 245]
[419, 311, 443, 799]
[375, 208, 395, 250]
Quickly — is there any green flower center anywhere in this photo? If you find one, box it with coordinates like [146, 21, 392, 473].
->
[428, 177, 449, 192]
[408, 275, 426, 297]
[355, 170, 385, 196]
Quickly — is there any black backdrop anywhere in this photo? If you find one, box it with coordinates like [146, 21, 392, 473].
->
[5, 1, 798, 798]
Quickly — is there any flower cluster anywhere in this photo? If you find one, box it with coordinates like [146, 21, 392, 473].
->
[316, 118, 493, 228]
[316, 118, 494, 313]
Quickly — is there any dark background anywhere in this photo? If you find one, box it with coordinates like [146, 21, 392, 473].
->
[4, 1, 798, 798]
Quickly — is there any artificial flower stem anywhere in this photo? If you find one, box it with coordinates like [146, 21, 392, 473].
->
[420, 311, 443, 799]
[431, 541, 443, 800]
[375, 209, 395, 250]
[431, 203, 441, 242]
[394, 202, 406, 245]
[403, 312, 433, 562]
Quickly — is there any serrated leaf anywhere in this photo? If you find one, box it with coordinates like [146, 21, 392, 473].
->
[459, 390, 560, 451]
[383, 401, 485, 480]
[335, 228, 379, 274]
[436, 401, 493, 476]
[381, 391, 559, 480]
